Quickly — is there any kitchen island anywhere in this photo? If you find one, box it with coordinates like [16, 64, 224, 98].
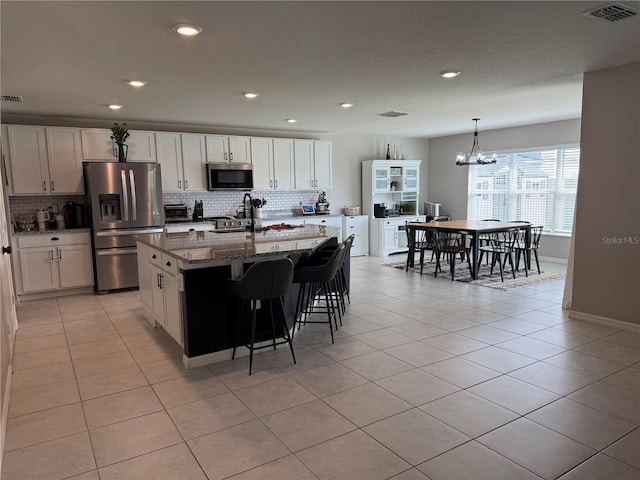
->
[136, 225, 342, 368]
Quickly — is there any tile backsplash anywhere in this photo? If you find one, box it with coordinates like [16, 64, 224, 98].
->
[9, 195, 85, 219]
[8, 189, 332, 224]
[163, 189, 326, 217]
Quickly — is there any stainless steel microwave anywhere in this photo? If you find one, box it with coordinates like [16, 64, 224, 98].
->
[206, 163, 253, 191]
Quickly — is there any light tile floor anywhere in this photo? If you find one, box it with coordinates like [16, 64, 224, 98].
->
[2, 256, 640, 480]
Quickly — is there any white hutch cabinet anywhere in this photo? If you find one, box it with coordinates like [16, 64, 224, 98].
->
[362, 160, 425, 256]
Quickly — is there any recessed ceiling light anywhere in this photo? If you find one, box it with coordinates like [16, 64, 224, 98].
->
[340, 102, 355, 108]
[441, 70, 461, 78]
[243, 92, 260, 99]
[127, 80, 147, 87]
[172, 24, 203, 36]
[107, 104, 123, 110]
[286, 119, 298, 123]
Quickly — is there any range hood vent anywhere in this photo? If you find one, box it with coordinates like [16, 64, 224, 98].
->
[583, 3, 638, 22]
[377, 111, 410, 118]
[2, 95, 23, 102]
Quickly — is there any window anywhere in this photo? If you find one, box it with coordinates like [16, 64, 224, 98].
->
[467, 146, 580, 234]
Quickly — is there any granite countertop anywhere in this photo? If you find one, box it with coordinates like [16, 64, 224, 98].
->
[136, 224, 340, 264]
[13, 228, 91, 236]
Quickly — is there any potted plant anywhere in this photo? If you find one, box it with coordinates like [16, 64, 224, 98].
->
[110, 122, 129, 162]
[390, 180, 399, 191]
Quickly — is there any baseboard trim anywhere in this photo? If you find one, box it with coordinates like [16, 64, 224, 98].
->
[569, 310, 640, 333]
[17, 286, 93, 303]
[539, 256, 567, 265]
[1, 365, 13, 476]
[183, 337, 288, 369]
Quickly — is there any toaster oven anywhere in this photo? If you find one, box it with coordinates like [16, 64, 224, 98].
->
[164, 204, 191, 223]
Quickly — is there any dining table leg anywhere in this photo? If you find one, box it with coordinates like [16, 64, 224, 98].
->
[471, 234, 480, 280]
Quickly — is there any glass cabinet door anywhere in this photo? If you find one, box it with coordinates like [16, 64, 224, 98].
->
[404, 167, 419, 192]
[374, 167, 390, 192]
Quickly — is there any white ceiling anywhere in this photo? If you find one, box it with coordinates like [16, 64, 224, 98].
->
[2, 1, 639, 138]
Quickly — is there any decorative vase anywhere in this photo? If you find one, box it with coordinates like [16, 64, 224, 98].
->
[117, 143, 128, 163]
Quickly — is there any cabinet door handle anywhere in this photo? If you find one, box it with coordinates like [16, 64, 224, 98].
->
[51, 181, 55, 191]
[56, 248, 62, 260]
[275, 180, 278, 188]
[310, 179, 313, 188]
[178, 180, 182, 189]
[43, 180, 47, 192]
[230, 152, 233, 161]
[185, 180, 189, 189]
[151, 254, 156, 259]
[269, 180, 273, 188]
[166, 261, 171, 267]
[315, 179, 318, 188]
[51, 237, 59, 241]
[224, 152, 228, 161]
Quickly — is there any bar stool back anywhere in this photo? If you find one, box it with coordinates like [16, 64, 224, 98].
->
[226, 258, 295, 375]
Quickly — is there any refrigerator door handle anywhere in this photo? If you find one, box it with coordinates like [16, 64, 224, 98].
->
[129, 169, 137, 221]
[95, 228, 164, 237]
[96, 248, 139, 256]
[121, 170, 129, 221]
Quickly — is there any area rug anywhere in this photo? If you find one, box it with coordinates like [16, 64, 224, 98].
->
[383, 258, 565, 291]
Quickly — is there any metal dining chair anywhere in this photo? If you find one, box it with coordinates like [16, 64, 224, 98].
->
[515, 225, 543, 275]
[478, 228, 519, 281]
[433, 231, 472, 280]
[406, 223, 430, 274]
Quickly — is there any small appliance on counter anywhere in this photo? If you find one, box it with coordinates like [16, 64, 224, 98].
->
[63, 201, 86, 229]
[193, 200, 204, 221]
[36, 209, 50, 232]
[164, 204, 191, 223]
[374, 203, 388, 218]
[301, 204, 315, 215]
[315, 192, 330, 214]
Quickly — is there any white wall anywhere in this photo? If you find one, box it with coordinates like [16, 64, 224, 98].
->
[427, 118, 581, 260]
[572, 62, 640, 326]
[316, 135, 429, 211]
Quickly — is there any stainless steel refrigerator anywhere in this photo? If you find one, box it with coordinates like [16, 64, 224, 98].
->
[83, 162, 164, 293]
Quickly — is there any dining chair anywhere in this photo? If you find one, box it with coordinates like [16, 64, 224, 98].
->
[478, 228, 519, 281]
[478, 219, 501, 264]
[433, 232, 472, 281]
[406, 223, 430, 274]
[515, 225, 543, 275]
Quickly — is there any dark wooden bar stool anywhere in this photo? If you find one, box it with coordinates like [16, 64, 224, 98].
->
[226, 258, 296, 375]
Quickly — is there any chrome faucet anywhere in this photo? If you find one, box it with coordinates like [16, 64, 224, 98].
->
[243, 192, 255, 232]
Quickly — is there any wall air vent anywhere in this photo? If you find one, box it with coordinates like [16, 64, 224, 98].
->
[583, 3, 638, 22]
[1, 95, 23, 102]
[377, 111, 410, 118]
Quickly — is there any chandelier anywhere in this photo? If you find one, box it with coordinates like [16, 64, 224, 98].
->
[455, 118, 497, 166]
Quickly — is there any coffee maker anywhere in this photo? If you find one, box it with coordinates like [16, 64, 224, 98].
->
[374, 203, 388, 218]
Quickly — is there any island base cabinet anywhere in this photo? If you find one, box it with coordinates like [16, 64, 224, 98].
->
[139, 244, 184, 347]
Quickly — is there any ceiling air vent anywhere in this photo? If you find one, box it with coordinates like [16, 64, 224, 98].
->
[1, 95, 23, 102]
[583, 3, 638, 22]
[377, 111, 410, 118]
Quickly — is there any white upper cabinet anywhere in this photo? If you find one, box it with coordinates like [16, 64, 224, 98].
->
[205, 135, 251, 163]
[156, 133, 206, 192]
[181, 134, 207, 191]
[250, 137, 274, 190]
[272, 138, 295, 190]
[7, 125, 83, 195]
[46, 127, 84, 194]
[294, 140, 314, 190]
[156, 133, 183, 192]
[294, 140, 332, 190]
[313, 140, 333, 190]
[81, 129, 156, 162]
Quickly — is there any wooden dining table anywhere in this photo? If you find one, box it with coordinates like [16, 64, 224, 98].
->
[409, 220, 532, 280]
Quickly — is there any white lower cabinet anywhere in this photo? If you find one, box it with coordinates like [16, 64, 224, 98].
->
[343, 215, 369, 256]
[369, 216, 426, 256]
[13, 232, 93, 294]
[138, 243, 183, 346]
[303, 215, 342, 240]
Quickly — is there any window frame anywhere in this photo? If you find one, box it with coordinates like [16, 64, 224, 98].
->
[466, 143, 580, 235]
